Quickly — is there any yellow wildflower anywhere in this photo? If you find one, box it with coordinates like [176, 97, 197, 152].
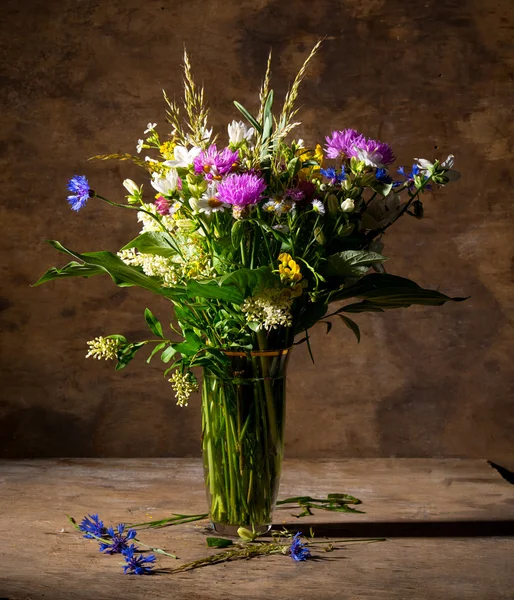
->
[278, 253, 302, 283]
[159, 140, 177, 160]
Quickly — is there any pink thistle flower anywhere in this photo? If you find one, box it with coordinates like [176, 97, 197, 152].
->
[217, 172, 266, 207]
[325, 129, 364, 160]
[193, 144, 239, 180]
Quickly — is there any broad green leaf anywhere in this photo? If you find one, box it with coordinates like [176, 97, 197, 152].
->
[122, 232, 177, 257]
[325, 250, 388, 277]
[40, 240, 187, 299]
[330, 273, 468, 309]
[217, 266, 275, 297]
[187, 280, 244, 304]
[161, 346, 177, 363]
[144, 308, 164, 338]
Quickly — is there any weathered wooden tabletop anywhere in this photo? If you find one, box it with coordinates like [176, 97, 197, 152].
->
[0, 459, 513, 600]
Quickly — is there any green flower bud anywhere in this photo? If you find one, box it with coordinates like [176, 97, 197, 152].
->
[337, 223, 355, 237]
[314, 226, 326, 245]
[327, 193, 339, 216]
[237, 527, 257, 542]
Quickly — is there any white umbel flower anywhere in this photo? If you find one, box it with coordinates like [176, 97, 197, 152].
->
[241, 288, 293, 330]
[227, 120, 255, 145]
[136, 139, 144, 154]
[86, 336, 121, 360]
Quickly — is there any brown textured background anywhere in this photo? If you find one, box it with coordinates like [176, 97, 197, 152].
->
[1, 0, 513, 460]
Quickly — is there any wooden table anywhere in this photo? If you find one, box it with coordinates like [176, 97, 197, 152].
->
[0, 459, 513, 599]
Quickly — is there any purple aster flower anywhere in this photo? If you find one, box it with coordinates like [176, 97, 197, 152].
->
[217, 172, 266, 207]
[289, 532, 311, 562]
[353, 136, 395, 168]
[193, 144, 239, 180]
[99, 523, 137, 555]
[320, 165, 346, 185]
[67, 175, 92, 211]
[324, 129, 364, 160]
[78, 514, 106, 539]
[122, 544, 156, 575]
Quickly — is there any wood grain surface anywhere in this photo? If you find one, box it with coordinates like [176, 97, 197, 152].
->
[0, 459, 513, 599]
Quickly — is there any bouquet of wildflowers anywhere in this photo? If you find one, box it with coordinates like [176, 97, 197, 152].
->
[37, 43, 462, 532]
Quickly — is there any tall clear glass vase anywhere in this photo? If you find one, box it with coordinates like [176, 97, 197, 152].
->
[201, 346, 291, 536]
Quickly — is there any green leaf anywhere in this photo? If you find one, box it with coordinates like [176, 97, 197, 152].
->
[206, 537, 233, 548]
[122, 232, 177, 257]
[144, 308, 164, 338]
[287, 157, 301, 178]
[161, 346, 177, 363]
[147, 342, 167, 363]
[337, 314, 361, 342]
[187, 280, 244, 304]
[330, 273, 468, 310]
[231, 220, 245, 249]
[40, 240, 187, 299]
[294, 300, 328, 335]
[33, 261, 105, 285]
[217, 266, 275, 297]
[115, 342, 145, 371]
[233, 101, 262, 135]
[325, 250, 388, 277]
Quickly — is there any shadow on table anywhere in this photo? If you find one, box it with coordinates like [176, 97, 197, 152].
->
[272, 520, 514, 538]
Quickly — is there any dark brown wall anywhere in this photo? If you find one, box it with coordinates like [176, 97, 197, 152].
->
[1, 0, 513, 460]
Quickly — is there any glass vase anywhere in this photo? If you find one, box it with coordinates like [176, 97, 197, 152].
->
[201, 346, 291, 536]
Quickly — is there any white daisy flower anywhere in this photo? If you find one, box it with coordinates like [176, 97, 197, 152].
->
[311, 199, 325, 215]
[197, 182, 229, 215]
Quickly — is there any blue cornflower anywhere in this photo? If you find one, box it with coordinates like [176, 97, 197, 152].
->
[320, 166, 346, 185]
[397, 164, 431, 190]
[288, 532, 311, 562]
[99, 523, 137, 555]
[122, 544, 156, 575]
[78, 514, 106, 539]
[67, 175, 92, 211]
[375, 168, 392, 184]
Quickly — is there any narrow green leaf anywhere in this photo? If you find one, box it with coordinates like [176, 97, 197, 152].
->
[147, 342, 167, 363]
[337, 314, 361, 342]
[206, 537, 233, 548]
[233, 101, 262, 134]
[144, 308, 164, 338]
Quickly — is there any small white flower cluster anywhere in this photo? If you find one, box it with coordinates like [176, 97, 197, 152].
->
[118, 249, 180, 287]
[86, 336, 121, 360]
[241, 288, 293, 331]
[169, 371, 199, 407]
